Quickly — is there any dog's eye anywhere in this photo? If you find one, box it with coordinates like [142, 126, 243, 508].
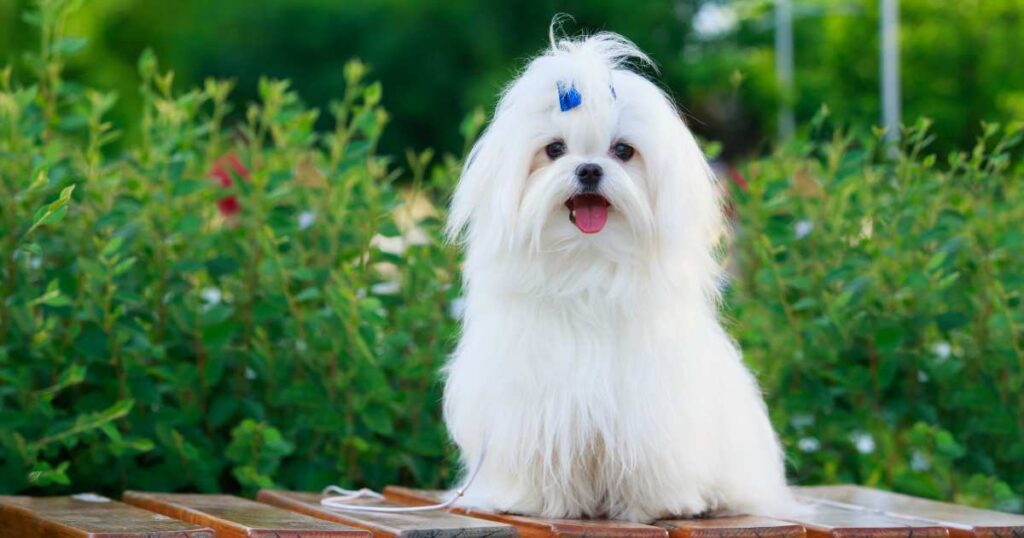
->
[612, 142, 635, 161]
[545, 141, 567, 160]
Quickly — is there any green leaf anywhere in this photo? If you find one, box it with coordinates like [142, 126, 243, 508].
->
[875, 326, 905, 351]
[37, 205, 67, 226]
[113, 257, 137, 276]
[359, 405, 394, 436]
[101, 236, 124, 258]
[936, 311, 969, 332]
[27, 185, 75, 234]
[207, 395, 238, 428]
[364, 82, 382, 106]
[201, 320, 238, 349]
[53, 36, 88, 55]
[295, 287, 321, 302]
[27, 461, 70, 487]
[792, 297, 819, 311]
[22, 169, 49, 195]
[171, 179, 208, 197]
[28, 400, 134, 451]
[37, 365, 87, 401]
[32, 279, 69, 306]
[42, 294, 71, 307]
[926, 251, 947, 272]
[138, 48, 157, 78]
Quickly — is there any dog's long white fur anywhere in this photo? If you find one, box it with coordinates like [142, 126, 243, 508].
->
[442, 31, 795, 522]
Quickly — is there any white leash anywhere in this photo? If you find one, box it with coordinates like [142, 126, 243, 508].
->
[319, 446, 486, 513]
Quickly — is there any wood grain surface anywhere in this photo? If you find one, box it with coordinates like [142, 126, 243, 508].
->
[8, 485, 1017, 538]
[385, 486, 807, 538]
[257, 489, 516, 538]
[798, 486, 1024, 538]
[0, 494, 214, 538]
[122, 491, 369, 538]
[785, 496, 950, 538]
[655, 515, 806, 538]
[382, 486, 671, 538]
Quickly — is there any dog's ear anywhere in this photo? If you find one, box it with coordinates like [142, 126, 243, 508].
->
[656, 116, 723, 247]
[649, 101, 726, 295]
[446, 118, 531, 245]
[445, 131, 487, 243]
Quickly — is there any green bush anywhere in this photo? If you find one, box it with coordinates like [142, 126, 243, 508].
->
[1, 0, 474, 496]
[728, 113, 1024, 512]
[1, 2, 1021, 514]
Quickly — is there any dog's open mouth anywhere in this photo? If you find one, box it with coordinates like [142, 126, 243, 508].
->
[565, 194, 610, 234]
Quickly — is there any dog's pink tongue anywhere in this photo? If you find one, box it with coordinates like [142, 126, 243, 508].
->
[571, 194, 609, 234]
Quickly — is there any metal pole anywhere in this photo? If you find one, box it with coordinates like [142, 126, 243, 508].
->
[775, 0, 795, 140]
[881, 0, 900, 144]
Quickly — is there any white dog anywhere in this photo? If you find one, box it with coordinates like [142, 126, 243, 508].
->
[442, 30, 794, 523]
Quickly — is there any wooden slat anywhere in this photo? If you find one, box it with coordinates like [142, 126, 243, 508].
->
[799, 486, 1024, 538]
[384, 485, 804, 538]
[377, 487, 440, 508]
[785, 496, 949, 538]
[122, 491, 369, 538]
[0, 494, 214, 538]
[257, 489, 516, 538]
[655, 515, 806, 538]
[383, 486, 670, 538]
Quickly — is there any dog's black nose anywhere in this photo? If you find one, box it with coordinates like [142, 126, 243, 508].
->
[576, 163, 603, 188]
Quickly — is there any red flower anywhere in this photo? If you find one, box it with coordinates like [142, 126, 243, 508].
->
[210, 153, 250, 216]
[725, 163, 748, 191]
[711, 160, 748, 220]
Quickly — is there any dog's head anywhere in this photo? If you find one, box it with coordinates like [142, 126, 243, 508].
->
[448, 31, 723, 295]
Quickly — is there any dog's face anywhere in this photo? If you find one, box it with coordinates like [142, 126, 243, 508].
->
[449, 34, 722, 292]
[523, 77, 653, 243]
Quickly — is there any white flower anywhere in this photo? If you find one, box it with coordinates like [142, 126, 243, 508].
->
[297, 210, 316, 230]
[795, 219, 814, 239]
[200, 287, 222, 305]
[798, 437, 820, 453]
[790, 414, 815, 429]
[404, 226, 430, 246]
[449, 297, 466, 320]
[932, 341, 952, 360]
[917, 370, 929, 383]
[851, 432, 875, 454]
[371, 235, 405, 255]
[371, 281, 401, 295]
[910, 450, 931, 472]
[244, 367, 257, 380]
[692, 3, 738, 39]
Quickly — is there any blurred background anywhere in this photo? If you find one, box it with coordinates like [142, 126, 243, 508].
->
[3, 0, 1024, 158]
[1, 0, 1022, 515]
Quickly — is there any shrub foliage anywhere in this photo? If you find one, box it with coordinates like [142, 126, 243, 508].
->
[1, 0, 470, 496]
[730, 113, 1024, 512]
[1, 1, 1021, 512]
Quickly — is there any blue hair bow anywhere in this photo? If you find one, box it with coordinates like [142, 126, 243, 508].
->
[556, 81, 582, 111]
[556, 81, 617, 112]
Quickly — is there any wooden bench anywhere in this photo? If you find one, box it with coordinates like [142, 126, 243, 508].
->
[121, 491, 368, 537]
[383, 486, 803, 538]
[797, 486, 1024, 538]
[257, 489, 517, 538]
[1, 486, 1020, 538]
[0, 494, 214, 538]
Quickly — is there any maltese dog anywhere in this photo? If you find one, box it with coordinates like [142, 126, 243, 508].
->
[441, 30, 794, 523]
